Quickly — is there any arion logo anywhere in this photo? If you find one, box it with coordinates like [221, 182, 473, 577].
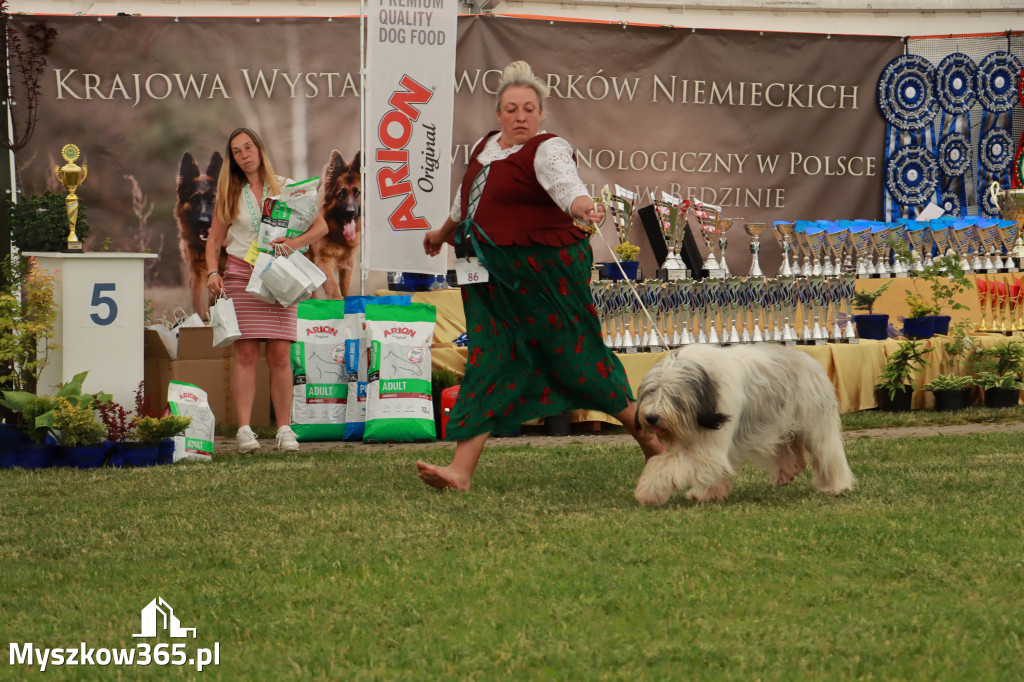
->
[133, 597, 196, 639]
[375, 74, 433, 231]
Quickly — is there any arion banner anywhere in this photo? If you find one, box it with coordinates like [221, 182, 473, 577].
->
[365, 0, 458, 276]
[8, 14, 901, 317]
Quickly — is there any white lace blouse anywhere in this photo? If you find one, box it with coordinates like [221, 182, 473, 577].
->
[449, 132, 588, 222]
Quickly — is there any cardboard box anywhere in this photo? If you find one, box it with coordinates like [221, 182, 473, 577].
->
[143, 328, 272, 428]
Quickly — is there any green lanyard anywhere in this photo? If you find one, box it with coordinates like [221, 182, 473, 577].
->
[243, 182, 268, 231]
[454, 164, 558, 309]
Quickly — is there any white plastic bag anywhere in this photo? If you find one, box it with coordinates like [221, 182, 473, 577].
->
[262, 251, 314, 307]
[288, 250, 327, 296]
[245, 252, 277, 303]
[171, 306, 204, 330]
[210, 295, 242, 348]
[146, 322, 178, 359]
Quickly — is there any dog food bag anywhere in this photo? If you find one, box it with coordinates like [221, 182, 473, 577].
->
[290, 298, 347, 441]
[342, 295, 411, 441]
[167, 380, 215, 462]
[364, 302, 437, 443]
[257, 177, 319, 254]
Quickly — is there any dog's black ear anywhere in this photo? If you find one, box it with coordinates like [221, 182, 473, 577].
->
[207, 151, 223, 181]
[696, 410, 730, 430]
[178, 152, 198, 182]
[324, 149, 344, 182]
[350, 151, 361, 172]
[692, 366, 730, 430]
[177, 152, 199, 200]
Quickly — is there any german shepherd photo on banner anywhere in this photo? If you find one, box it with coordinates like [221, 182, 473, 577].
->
[175, 151, 224, 319]
[311, 150, 361, 299]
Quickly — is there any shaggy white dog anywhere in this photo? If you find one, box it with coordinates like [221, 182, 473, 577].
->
[634, 344, 855, 505]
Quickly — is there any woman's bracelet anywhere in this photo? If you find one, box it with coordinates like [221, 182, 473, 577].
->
[207, 271, 220, 279]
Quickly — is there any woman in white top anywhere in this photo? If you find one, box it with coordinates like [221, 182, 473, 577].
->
[206, 127, 328, 453]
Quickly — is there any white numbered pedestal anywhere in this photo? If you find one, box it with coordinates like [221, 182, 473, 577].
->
[25, 252, 158, 409]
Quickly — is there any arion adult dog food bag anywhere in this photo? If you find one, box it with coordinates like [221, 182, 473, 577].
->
[342, 295, 411, 441]
[257, 177, 319, 253]
[290, 298, 347, 441]
[167, 380, 215, 462]
[364, 302, 437, 443]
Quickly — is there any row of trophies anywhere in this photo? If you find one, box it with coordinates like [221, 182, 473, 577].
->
[603, 182, 1024, 281]
[590, 275, 859, 352]
[976, 274, 1024, 334]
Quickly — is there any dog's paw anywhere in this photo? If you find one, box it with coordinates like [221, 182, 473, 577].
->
[634, 483, 671, 506]
[685, 479, 732, 503]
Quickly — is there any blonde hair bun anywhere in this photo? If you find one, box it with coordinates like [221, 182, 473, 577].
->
[496, 60, 550, 110]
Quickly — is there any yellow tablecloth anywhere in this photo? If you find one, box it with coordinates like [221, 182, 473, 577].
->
[385, 288, 1016, 420]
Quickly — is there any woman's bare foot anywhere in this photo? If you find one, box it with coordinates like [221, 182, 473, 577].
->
[416, 460, 472, 491]
[637, 431, 665, 461]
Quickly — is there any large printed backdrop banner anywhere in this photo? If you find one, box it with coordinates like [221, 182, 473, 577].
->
[10, 15, 901, 319]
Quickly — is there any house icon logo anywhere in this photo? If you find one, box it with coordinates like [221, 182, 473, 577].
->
[133, 597, 197, 639]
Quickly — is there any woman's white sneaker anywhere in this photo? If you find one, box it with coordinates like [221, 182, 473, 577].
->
[236, 426, 260, 453]
[277, 426, 300, 452]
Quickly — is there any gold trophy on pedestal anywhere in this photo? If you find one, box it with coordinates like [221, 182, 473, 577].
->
[55, 143, 87, 252]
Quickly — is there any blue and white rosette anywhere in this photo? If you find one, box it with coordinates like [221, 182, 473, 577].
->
[976, 51, 1022, 217]
[878, 54, 938, 220]
[878, 54, 938, 131]
[884, 145, 940, 210]
[935, 53, 977, 217]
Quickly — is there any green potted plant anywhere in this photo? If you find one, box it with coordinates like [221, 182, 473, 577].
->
[852, 280, 891, 340]
[902, 252, 972, 338]
[135, 411, 191, 464]
[134, 415, 192, 443]
[0, 255, 59, 397]
[611, 242, 641, 281]
[974, 340, 1024, 408]
[7, 190, 91, 252]
[923, 320, 976, 411]
[50, 396, 109, 469]
[874, 339, 932, 411]
[0, 371, 107, 469]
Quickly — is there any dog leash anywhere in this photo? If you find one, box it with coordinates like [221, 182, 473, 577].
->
[589, 186, 669, 348]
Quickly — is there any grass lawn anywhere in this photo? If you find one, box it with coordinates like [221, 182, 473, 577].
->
[2, 431, 1023, 680]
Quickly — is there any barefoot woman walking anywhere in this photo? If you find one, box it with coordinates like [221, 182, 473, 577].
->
[416, 61, 663, 491]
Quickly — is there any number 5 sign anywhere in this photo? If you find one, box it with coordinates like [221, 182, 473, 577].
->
[86, 281, 122, 327]
[27, 252, 157, 410]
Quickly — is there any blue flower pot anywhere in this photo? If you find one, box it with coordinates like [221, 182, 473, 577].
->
[157, 438, 175, 465]
[932, 315, 951, 335]
[854, 314, 889, 340]
[113, 442, 159, 467]
[56, 444, 109, 469]
[901, 316, 936, 340]
[9, 442, 59, 470]
[0, 424, 30, 458]
[605, 260, 640, 281]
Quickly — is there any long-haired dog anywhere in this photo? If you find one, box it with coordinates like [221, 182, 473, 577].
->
[176, 151, 224, 320]
[311, 150, 361, 299]
[634, 344, 854, 506]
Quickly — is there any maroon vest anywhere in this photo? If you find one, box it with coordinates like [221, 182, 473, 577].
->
[458, 131, 581, 247]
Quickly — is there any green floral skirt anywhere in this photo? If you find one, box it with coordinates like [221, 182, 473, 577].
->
[447, 238, 633, 440]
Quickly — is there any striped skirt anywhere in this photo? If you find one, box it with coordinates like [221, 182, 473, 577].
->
[223, 254, 298, 342]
